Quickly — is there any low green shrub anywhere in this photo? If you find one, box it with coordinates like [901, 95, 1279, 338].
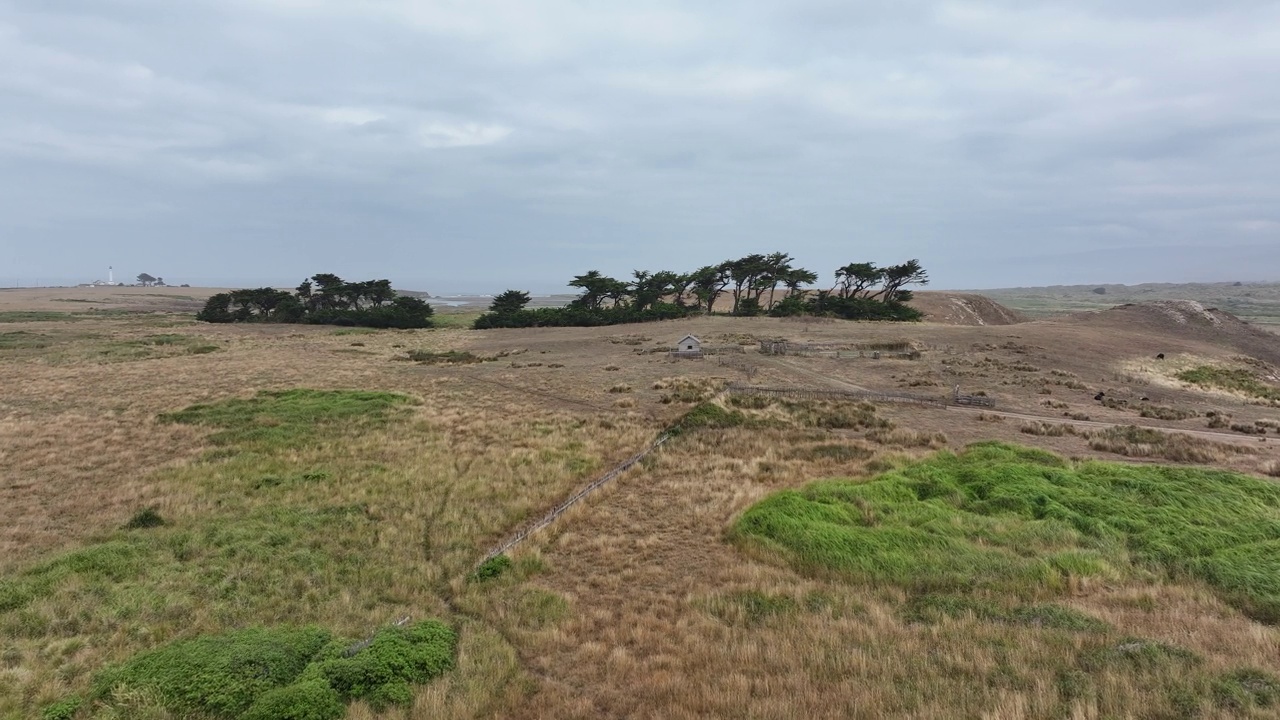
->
[123, 507, 165, 530]
[242, 680, 344, 720]
[472, 554, 512, 582]
[40, 696, 81, 720]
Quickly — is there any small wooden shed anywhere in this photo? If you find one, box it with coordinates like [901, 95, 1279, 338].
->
[669, 334, 704, 360]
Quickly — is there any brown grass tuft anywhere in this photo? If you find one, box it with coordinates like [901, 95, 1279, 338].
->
[865, 427, 947, 448]
[1086, 426, 1255, 464]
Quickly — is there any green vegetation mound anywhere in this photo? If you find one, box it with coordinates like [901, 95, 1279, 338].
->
[1178, 365, 1280, 403]
[735, 442, 1280, 621]
[160, 389, 412, 447]
[88, 621, 456, 718]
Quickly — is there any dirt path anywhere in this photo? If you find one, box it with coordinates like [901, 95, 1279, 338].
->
[759, 356, 873, 393]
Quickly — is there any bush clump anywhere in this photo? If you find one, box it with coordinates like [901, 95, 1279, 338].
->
[670, 403, 747, 434]
[309, 621, 457, 710]
[91, 626, 333, 717]
[242, 680, 344, 720]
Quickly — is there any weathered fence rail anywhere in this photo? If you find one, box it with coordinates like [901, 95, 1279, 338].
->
[477, 433, 670, 566]
[727, 384, 948, 408]
[952, 394, 996, 408]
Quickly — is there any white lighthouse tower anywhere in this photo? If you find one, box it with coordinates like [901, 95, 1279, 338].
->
[108, 266, 114, 285]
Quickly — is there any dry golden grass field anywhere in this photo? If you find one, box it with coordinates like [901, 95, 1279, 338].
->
[4, 287, 1280, 719]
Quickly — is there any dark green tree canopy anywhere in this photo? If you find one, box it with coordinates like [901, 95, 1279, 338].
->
[489, 290, 531, 315]
[473, 255, 926, 328]
[197, 275, 432, 329]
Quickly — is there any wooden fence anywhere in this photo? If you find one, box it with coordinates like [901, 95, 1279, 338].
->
[477, 433, 671, 566]
[759, 340, 915, 356]
[727, 384, 948, 408]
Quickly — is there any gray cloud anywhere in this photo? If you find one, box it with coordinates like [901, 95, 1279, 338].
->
[1, 0, 1278, 292]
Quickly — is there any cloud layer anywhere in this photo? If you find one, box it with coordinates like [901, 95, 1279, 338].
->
[2, 0, 1278, 291]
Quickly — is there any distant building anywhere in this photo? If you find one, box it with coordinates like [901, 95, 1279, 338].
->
[670, 334, 703, 360]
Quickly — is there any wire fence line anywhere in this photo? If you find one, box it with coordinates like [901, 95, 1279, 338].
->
[476, 433, 671, 566]
[726, 384, 949, 408]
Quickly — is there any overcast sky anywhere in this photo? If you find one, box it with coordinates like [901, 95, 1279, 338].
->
[2, 0, 1278, 293]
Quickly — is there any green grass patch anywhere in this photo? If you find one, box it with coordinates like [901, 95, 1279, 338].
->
[707, 590, 799, 627]
[734, 442, 1280, 621]
[425, 311, 483, 329]
[1078, 638, 1201, 673]
[130, 333, 188, 346]
[788, 443, 875, 463]
[901, 594, 1109, 632]
[0, 330, 52, 350]
[781, 400, 890, 430]
[87, 620, 455, 718]
[0, 311, 83, 323]
[1178, 365, 1280, 402]
[1213, 668, 1280, 710]
[159, 389, 412, 448]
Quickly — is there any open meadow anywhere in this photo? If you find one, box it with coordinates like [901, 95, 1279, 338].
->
[4, 288, 1280, 719]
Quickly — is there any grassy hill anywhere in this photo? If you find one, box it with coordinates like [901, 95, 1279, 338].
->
[974, 282, 1280, 328]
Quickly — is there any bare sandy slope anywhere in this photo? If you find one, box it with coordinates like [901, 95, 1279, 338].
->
[1066, 300, 1280, 366]
[907, 291, 1027, 325]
